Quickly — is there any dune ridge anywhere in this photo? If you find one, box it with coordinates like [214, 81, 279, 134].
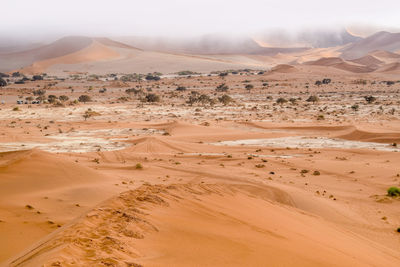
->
[6, 183, 400, 267]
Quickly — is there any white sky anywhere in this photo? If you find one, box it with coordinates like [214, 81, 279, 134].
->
[1, 0, 399, 39]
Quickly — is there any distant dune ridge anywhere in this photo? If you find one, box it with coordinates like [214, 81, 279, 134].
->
[0, 30, 399, 75]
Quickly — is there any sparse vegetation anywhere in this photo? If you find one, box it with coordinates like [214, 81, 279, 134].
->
[0, 77, 7, 87]
[78, 95, 92, 103]
[215, 83, 229, 92]
[306, 95, 319, 103]
[135, 163, 143, 169]
[387, 187, 400, 197]
[144, 93, 160, 102]
[218, 94, 234, 106]
[364, 96, 376, 104]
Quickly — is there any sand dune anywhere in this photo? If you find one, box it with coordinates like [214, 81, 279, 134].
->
[338, 129, 400, 143]
[3, 32, 400, 75]
[341, 31, 400, 59]
[304, 57, 345, 66]
[376, 62, 400, 73]
[8, 183, 400, 267]
[271, 64, 298, 73]
[0, 36, 93, 72]
[304, 57, 376, 73]
[349, 54, 383, 66]
[21, 40, 122, 74]
[369, 50, 400, 59]
[0, 149, 117, 262]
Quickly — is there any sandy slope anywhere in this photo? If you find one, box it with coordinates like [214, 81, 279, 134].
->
[21, 41, 122, 74]
[7, 183, 400, 267]
[0, 37, 93, 72]
[1, 120, 400, 266]
[0, 150, 119, 262]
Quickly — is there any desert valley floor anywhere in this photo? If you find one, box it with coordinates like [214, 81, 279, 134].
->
[0, 68, 400, 266]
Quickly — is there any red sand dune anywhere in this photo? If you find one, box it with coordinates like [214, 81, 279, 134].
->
[271, 64, 298, 73]
[7, 183, 400, 267]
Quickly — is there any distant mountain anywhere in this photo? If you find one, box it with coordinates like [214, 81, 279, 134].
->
[1, 31, 398, 75]
[341, 31, 400, 59]
[296, 29, 362, 48]
[0, 36, 93, 72]
[255, 29, 362, 48]
[116, 34, 309, 55]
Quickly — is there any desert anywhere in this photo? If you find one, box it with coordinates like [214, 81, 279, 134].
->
[1, 1, 400, 266]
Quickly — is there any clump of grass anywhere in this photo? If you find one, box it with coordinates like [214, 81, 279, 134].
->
[255, 164, 265, 168]
[135, 163, 143, 170]
[313, 170, 321, 176]
[25, 204, 34, 210]
[387, 187, 400, 197]
[397, 227, 400, 233]
[300, 169, 309, 174]
[12, 107, 20, 111]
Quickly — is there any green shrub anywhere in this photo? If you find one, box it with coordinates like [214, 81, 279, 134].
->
[135, 163, 143, 170]
[387, 187, 400, 197]
[78, 95, 91, 103]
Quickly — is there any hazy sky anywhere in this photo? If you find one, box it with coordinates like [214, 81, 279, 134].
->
[1, 0, 399, 40]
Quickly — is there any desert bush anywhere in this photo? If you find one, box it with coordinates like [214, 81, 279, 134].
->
[353, 79, 367, 85]
[276, 97, 287, 104]
[59, 95, 69, 102]
[145, 74, 160, 81]
[177, 70, 197, 75]
[78, 95, 91, 103]
[83, 108, 100, 120]
[245, 84, 254, 90]
[32, 75, 43, 81]
[47, 95, 58, 103]
[387, 187, 400, 197]
[118, 96, 129, 102]
[33, 89, 46, 96]
[135, 163, 143, 169]
[0, 72, 9, 78]
[216, 83, 229, 92]
[176, 86, 187, 91]
[306, 95, 319, 103]
[120, 73, 143, 82]
[322, 78, 331, 84]
[315, 80, 322, 86]
[145, 93, 160, 102]
[218, 94, 234, 106]
[125, 88, 142, 95]
[386, 81, 395, 86]
[364, 96, 376, 104]
[0, 77, 7, 87]
[351, 104, 359, 111]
